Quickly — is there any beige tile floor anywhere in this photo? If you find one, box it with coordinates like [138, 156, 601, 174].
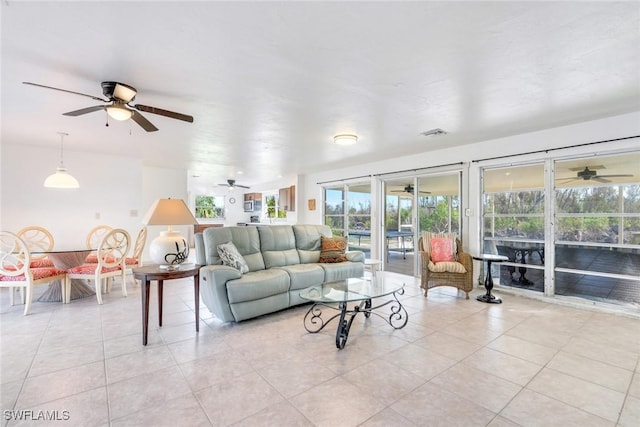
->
[1, 272, 639, 426]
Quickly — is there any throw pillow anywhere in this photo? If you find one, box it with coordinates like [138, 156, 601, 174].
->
[319, 236, 348, 263]
[430, 236, 456, 263]
[217, 241, 249, 273]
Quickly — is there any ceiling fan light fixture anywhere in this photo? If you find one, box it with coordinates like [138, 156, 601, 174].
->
[334, 134, 358, 146]
[106, 104, 133, 121]
[44, 132, 79, 189]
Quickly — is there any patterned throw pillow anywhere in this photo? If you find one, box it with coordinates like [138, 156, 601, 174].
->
[319, 236, 348, 263]
[217, 241, 249, 273]
[430, 237, 456, 263]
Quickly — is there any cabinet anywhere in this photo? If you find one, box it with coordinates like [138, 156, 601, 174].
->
[278, 185, 296, 211]
[243, 192, 262, 212]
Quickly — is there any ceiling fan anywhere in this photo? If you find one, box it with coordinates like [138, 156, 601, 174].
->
[557, 166, 634, 183]
[23, 81, 194, 132]
[390, 184, 430, 195]
[218, 179, 250, 190]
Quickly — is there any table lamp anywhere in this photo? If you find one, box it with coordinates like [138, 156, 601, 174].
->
[142, 198, 197, 269]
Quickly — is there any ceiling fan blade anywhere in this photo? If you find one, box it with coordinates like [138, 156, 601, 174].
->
[132, 104, 194, 123]
[592, 177, 611, 183]
[597, 174, 634, 178]
[235, 184, 250, 189]
[23, 82, 108, 102]
[130, 111, 158, 132]
[63, 105, 105, 116]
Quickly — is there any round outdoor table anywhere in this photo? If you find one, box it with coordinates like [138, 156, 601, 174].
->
[473, 254, 508, 304]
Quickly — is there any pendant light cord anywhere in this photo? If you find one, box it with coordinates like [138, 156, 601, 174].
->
[57, 132, 69, 167]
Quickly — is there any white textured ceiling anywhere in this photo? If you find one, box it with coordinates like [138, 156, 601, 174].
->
[2, 1, 639, 187]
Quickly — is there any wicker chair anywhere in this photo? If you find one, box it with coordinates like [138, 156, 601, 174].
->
[418, 233, 473, 299]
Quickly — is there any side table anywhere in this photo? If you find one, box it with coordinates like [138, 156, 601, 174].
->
[133, 264, 201, 345]
[364, 259, 382, 278]
[473, 254, 508, 304]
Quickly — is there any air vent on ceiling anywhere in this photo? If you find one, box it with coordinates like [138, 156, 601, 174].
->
[420, 128, 447, 137]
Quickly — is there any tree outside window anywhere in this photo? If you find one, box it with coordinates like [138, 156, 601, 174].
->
[265, 195, 286, 219]
[195, 195, 225, 219]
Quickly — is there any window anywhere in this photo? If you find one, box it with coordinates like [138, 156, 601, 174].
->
[194, 195, 225, 219]
[265, 193, 286, 219]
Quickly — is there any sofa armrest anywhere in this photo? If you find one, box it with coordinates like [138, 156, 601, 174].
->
[199, 265, 242, 322]
[346, 250, 365, 263]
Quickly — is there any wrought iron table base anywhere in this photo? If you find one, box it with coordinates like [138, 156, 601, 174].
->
[303, 289, 408, 349]
[477, 259, 502, 304]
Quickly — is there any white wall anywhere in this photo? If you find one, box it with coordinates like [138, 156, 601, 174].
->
[0, 143, 190, 263]
[1, 143, 144, 248]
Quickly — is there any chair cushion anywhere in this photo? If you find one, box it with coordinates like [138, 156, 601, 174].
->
[125, 257, 139, 266]
[217, 241, 249, 273]
[67, 264, 122, 274]
[30, 258, 55, 268]
[85, 254, 117, 264]
[428, 261, 467, 273]
[0, 267, 66, 281]
[430, 236, 456, 262]
[319, 236, 348, 263]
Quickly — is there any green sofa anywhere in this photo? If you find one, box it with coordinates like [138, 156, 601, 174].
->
[194, 224, 365, 322]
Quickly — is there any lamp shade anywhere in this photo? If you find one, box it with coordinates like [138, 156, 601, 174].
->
[142, 199, 197, 268]
[44, 167, 80, 189]
[142, 198, 198, 226]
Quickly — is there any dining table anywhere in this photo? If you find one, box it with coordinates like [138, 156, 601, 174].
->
[35, 248, 96, 302]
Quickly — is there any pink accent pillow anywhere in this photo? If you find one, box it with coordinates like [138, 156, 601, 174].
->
[430, 237, 456, 263]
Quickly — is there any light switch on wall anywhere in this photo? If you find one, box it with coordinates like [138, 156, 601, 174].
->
[465, 208, 472, 216]
[130, 210, 138, 217]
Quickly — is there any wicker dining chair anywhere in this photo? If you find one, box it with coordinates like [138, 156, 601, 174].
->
[418, 232, 473, 299]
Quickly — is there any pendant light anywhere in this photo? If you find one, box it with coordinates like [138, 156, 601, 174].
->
[44, 132, 80, 189]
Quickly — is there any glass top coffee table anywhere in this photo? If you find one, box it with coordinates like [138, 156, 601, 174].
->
[299, 277, 408, 349]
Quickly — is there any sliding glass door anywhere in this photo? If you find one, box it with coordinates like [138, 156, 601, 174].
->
[481, 151, 640, 306]
[554, 154, 640, 304]
[384, 172, 461, 276]
[323, 183, 372, 257]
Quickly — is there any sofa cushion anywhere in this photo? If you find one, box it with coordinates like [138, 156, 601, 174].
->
[320, 261, 365, 282]
[202, 226, 265, 272]
[293, 224, 332, 263]
[274, 264, 325, 290]
[226, 269, 290, 303]
[319, 236, 348, 263]
[217, 241, 249, 273]
[258, 225, 301, 268]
